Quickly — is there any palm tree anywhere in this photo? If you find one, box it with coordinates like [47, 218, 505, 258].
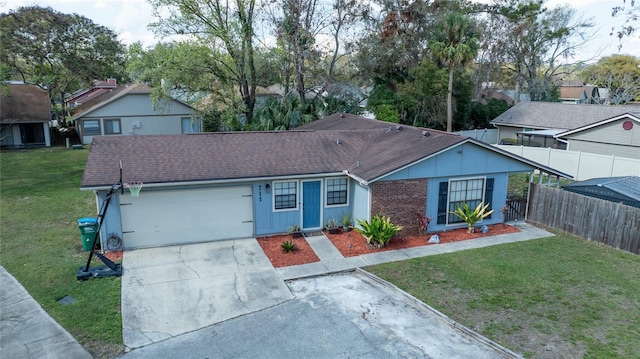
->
[429, 14, 479, 132]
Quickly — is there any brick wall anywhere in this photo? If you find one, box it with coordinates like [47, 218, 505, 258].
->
[370, 179, 427, 236]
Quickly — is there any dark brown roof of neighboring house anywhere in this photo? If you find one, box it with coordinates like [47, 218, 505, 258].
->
[71, 83, 154, 119]
[81, 124, 467, 188]
[0, 84, 50, 123]
[297, 112, 392, 130]
[491, 101, 640, 130]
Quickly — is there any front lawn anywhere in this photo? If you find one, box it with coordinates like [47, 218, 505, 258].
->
[367, 234, 640, 359]
[0, 148, 123, 358]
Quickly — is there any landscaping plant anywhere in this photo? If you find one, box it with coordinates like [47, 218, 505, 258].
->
[450, 201, 493, 233]
[281, 240, 297, 252]
[355, 214, 403, 248]
[416, 211, 431, 235]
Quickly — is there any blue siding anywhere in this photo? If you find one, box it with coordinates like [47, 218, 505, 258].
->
[382, 142, 534, 181]
[352, 182, 370, 226]
[254, 181, 299, 236]
[426, 173, 510, 232]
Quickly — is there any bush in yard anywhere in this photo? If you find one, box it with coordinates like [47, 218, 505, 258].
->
[281, 240, 297, 252]
[450, 201, 493, 233]
[355, 214, 403, 248]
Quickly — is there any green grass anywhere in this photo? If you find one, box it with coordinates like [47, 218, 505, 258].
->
[0, 148, 123, 358]
[367, 234, 640, 359]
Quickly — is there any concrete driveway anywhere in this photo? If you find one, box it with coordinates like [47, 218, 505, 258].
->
[119, 271, 517, 358]
[121, 238, 293, 348]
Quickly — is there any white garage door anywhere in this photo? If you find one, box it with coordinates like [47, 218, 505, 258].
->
[120, 186, 253, 249]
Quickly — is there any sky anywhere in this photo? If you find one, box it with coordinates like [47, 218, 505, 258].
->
[0, 0, 638, 63]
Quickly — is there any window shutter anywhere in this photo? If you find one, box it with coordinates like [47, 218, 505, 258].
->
[437, 182, 448, 224]
[484, 178, 494, 219]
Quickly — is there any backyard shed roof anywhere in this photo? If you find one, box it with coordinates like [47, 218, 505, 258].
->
[562, 176, 640, 208]
[491, 102, 640, 130]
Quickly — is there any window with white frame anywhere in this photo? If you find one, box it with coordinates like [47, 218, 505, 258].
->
[448, 178, 484, 222]
[83, 120, 101, 136]
[326, 178, 348, 206]
[274, 181, 297, 210]
[104, 119, 121, 135]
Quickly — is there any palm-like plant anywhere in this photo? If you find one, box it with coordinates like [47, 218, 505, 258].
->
[429, 14, 479, 132]
[450, 201, 493, 233]
[355, 214, 403, 248]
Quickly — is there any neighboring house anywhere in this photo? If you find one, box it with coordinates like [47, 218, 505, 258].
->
[555, 113, 640, 158]
[562, 176, 640, 208]
[66, 78, 118, 109]
[0, 84, 51, 148]
[490, 101, 640, 146]
[557, 81, 599, 104]
[81, 113, 568, 250]
[72, 83, 202, 145]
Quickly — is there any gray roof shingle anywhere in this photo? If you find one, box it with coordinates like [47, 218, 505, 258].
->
[491, 102, 640, 130]
[81, 125, 466, 188]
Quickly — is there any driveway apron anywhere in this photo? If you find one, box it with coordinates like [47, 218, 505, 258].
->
[121, 238, 293, 349]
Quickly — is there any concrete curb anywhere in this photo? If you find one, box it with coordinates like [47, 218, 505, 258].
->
[355, 268, 525, 359]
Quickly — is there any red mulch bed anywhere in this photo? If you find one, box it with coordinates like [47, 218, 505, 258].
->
[325, 223, 521, 257]
[256, 234, 320, 268]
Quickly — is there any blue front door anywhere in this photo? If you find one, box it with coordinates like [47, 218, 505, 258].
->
[302, 181, 321, 229]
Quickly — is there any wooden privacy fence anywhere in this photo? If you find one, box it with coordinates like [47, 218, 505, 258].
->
[528, 183, 640, 254]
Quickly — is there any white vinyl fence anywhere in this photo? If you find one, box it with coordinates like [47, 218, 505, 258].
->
[455, 129, 499, 144]
[494, 145, 640, 181]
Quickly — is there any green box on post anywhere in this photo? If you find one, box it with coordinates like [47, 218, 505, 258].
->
[77, 218, 98, 251]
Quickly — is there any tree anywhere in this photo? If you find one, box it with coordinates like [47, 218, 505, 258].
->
[148, 0, 258, 122]
[582, 54, 640, 104]
[495, 2, 595, 103]
[429, 13, 479, 132]
[397, 59, 448, 127]
[612, 0, 639, 46]
[0, 6, 127, 122]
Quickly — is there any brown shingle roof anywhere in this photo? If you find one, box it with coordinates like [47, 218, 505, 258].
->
[558, 87, 586, 100]
[491, 101, 640, 130]
[81, 124, 466, 188]
[0, 84, 50, 123]
[71, 83, 153, 119]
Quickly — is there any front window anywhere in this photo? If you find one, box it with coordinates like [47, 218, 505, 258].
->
[326, 178, 348, 206]
[274, 181, 297, 210]
[104, 119, 121, 135]
[448, 177, 485, 224]
[83, 120, 100, 136]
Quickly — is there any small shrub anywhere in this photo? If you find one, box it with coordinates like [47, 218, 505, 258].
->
[281, 240, 297, 252]
[450, 201, 493, 233]
[355, 214, 403, 248]
[287, 224, 301, 234]
[342, 213, 351, 227]
[326, 218, 338, 229]
[416, 211, 431, 235]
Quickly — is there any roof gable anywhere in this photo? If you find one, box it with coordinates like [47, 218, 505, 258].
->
[555, 113, 640, 138]
[0, 84, 50, 123]
[71, 84, 195, 120]
[491, 102, 640, 130]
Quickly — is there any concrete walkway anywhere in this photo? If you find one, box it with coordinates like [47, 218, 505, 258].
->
[0, 266, 91, 359]
[277, 221, 553, 280]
